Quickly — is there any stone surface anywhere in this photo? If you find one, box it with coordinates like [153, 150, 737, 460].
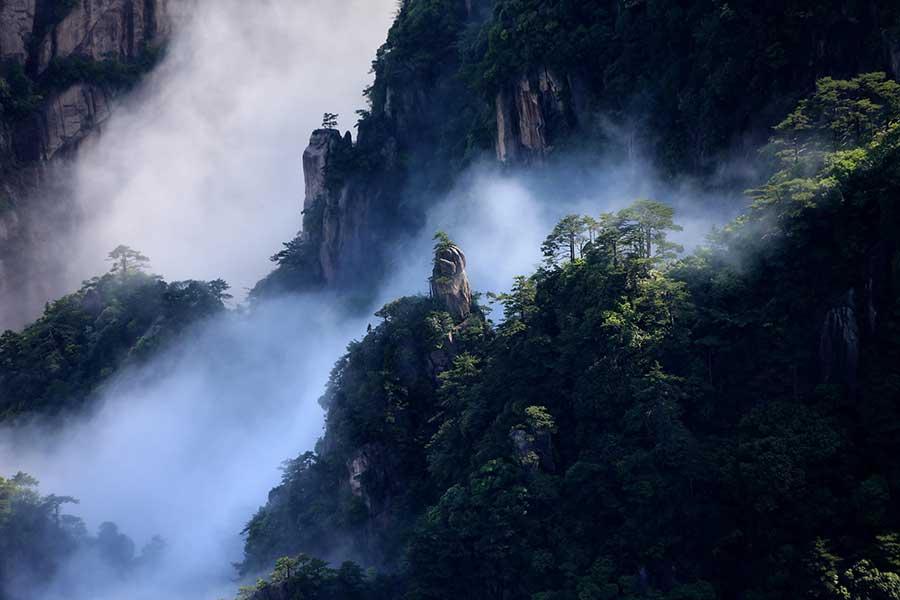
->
[510, 428, 555, 472]
[0, 0, 183, 329]
[37, 0, 180, 73]
[300, 128, 379, 287]
[887, 32, 900, 80]
[496, 68, 570, 164]
[39, 83, 111, 160]
[0, 0, 36, 63]
[820, 289, 860, 390]
[430, 243, 472, 321]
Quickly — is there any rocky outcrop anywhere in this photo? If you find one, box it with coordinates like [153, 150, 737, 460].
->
[300, 129, 377, 286]
[0, 0, 36, 63]
[346, 443, 392, 514]
[510, 428, 555, 472]
[38, 83, 111, 160]
[36, 0, 179, 73]
[496, 69, 573, 164]
[430, 243, 471, 321]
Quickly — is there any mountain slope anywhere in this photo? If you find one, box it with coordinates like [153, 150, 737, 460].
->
[255, 0, 900, 299]
[236, 75, 900, 599]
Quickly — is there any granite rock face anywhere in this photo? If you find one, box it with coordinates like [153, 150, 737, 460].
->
[0, 0, 36, 63]
[36, 0, 179, 73]
[430, 243, 472, 322]
[887, 32, 900, 79]
[496, 68, 573, 164]
[300, 129, 375, 286]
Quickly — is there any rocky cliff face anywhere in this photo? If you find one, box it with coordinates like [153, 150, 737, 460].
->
[820, 290, 861, 390]
[0, 0, 35, 63]
[495, 69, 574, 164]
[35, 0, 178, 74]
[888, 32, 900, 79]
[299, 129, 387, 287]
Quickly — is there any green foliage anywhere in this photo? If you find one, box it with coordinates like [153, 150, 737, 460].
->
[240, 126, 900, 595]
[467, 1, 900, 171]
[38, 50, 165, 95]
[432, 230, 453, 255]
[0, 62, 42, 120]
[321, 112, 339, 130]
[107, 244, 150, 278]
[239, 294, 489, 574]
[770, 72, 900, 170]
[236, 554, 397, 600]
[0, 472, 158, 596]
[0, 251, 229, 420]
[1, 37, 163, 125]
[542, 200, 684, 270]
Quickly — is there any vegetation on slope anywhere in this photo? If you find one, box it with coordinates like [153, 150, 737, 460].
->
[0, 246, 230, 421]
[0, 472, 161, 600]
[236, 74, 900, 599]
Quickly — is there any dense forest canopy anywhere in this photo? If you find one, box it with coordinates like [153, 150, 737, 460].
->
[234, 73, 900, 599]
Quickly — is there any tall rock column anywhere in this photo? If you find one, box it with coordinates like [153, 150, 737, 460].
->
[430, 242, 472, 321]
[300, 128, 355, 285]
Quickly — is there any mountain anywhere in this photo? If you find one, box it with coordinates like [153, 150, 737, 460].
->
[254, 0, 900, 299]
[233, 1, 900, 598]
[237, 83, 900, 598]
[0, 0, 183, 328]
[1, 1, 900, 599]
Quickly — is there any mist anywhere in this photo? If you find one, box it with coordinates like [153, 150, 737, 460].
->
[382, 159, 743, 310]
[64, 0, 396, 302]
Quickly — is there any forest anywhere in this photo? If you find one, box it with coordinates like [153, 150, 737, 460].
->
[1, 1, 899, 599]
[233, 72, 900, 598]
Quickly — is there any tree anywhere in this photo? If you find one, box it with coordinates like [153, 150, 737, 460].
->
[322, 112, 339, 129]
[594, 211, 631, 266]
[771, 73, 900, 169]
[489, 275, 537, 334]
[106, 245, 150, 278]
[542, 214, 592, 265]
[433, 230, 454, 255]
[208, 279, 232, 302]
[618, 199, 683, 262]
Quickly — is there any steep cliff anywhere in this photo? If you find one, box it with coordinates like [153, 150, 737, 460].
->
[495, 68, 573, 164]
[0, 0, 181, 327]
[257, 0, 900, 300]
[34, 0, 178, 74]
